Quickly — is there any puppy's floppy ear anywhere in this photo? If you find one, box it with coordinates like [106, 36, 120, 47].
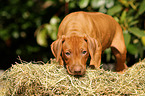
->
[84, 35, 100, 58]
[84, 35, 102, 68]
[51, 35, 65, 65]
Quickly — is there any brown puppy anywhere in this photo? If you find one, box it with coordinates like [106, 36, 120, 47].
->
[51, 11, 128, 75]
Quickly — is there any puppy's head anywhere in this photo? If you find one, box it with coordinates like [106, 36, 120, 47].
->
[51, 35, 99, 75]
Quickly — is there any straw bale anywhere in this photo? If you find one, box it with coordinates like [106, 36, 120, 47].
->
[0, 59, 145, 95]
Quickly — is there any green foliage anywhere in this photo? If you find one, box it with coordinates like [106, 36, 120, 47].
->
[0, 0, 145, 64]
[128, 27, 145, 38]
[107, 4, 122, 15]
[0, 0, 63, 64]
[123, 32, 131, 48]
[78, 0, 89, 9]
[138, 0, 145, 15]
[36, 16, 60, 47]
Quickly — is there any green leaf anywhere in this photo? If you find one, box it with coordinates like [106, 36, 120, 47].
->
[107, 4, 122, 16]
[138, 0, 145, 15]
[12, 31, 19, 39]
[119, 0, 129, 7]
[113, 16, 119, 22]
[128, 27, 145, 38]
[120, 10, 126, 23]
[36, 28, 48, 47]
[123, 32, 131, 48]
[78, 0, 89, 9]
[69, 0, 77, 9]
[27, 0, 34, 7]
[36, 22, 58, 47]
[45, 24, 57, 40]
[21, 22, 31, 30]
[127, 16, 133, 24]
[98, 5, 107, 13]
[26, 45, 40, 53]
[0, 29, 10, 40]
[137, 41, 144, 58]
[127, 44, 138, 55]
[129, 20, 139, 26]
[91, 0, 105, 9]
[141, 36, 145, 46]
[50, 16, 60, 25]
[105, 0, 114, 8]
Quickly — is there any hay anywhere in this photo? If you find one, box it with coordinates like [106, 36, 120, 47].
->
[0, 59, 145, 95]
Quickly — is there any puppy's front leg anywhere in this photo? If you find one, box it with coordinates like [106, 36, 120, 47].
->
[90, 48, 102, 69]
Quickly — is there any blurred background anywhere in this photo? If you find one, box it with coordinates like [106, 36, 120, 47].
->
[0, 0, 145, 70]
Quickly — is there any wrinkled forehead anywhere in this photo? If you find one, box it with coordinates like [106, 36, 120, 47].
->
[62, 36, 87, 50]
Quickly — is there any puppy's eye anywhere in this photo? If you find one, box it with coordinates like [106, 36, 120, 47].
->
[82, 50, 87, 54]
[65, 52, 70, 56]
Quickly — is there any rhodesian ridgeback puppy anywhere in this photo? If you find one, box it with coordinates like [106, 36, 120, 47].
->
[51, 11, 128, 75]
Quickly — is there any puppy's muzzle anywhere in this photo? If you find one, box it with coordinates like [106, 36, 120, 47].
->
[66, 64, 85, 75]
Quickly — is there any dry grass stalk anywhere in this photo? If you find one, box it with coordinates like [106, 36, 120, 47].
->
[0, 59, 145, 95]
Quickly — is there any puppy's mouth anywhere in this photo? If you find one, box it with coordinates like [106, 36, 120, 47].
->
[66, 65, 85, 76]
[66, 65, 74, 75]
